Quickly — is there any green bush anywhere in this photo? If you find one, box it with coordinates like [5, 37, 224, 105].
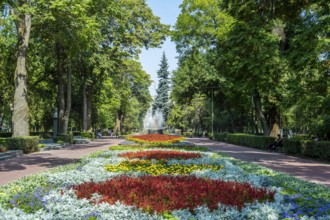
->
[6, 136, 39, 154]
[72, 131, 81, 136]
[0, 138, 7, 146]
[300, 141, 330, 160]
[81, 132, 95, 140]
[283, 138, 302, 154]
[227, 133, 275, 149]
[56, 133, 73, 144]
[0, 132, 12, 138]
[214, 132, 229, 142]
[183, 132, 192, 137]
[30, 132, 53, 138]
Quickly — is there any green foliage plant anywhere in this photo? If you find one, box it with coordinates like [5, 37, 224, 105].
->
[55, 133, 73, 144]
[0, 133, 12, 138]
[81, 132, 95, 140]
[6, 136, 39, 154]
[226, 134, 275, 149]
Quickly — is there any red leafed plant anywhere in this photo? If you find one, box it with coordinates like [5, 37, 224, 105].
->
[119, 150, 202, 160]
[73, 176, 275, 213]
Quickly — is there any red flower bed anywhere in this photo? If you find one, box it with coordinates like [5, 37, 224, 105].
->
[127, 134, 184, 144]
[73, 176, 275, 213]
[119, 150, 202, 160]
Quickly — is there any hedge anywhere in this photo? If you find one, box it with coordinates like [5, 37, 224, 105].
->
[56, 133, 74, 144]
[183, 132, 192, 137]
[0, 132, 12, 138]
[226, 133, 275, 150]
[0, 138, 7, 146]
[283, 138, 301, 154]
[213, 133, 330, 161]
[30, 132, 53, 138]
[214, 132, 229, 142]
[6, 136, 39, 154]
[81, 132, 94, 140]
[72, 131, 81, 136]
[298, 140, 330, 160]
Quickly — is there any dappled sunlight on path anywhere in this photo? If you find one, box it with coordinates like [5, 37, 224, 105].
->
[188, 138, 330, 188]
[0, 137, 123, 185]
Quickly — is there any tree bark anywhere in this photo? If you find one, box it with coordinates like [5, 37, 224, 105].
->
[253, 90, 270, 136]
[269, 106, 281, 137]
[56, 43, 72, 134]
[86, 87, 92, 131]
[56, 42, 65, 134]
[62, 59, 72, 133]
[82, 80, 87, 131]
[12, 0, 31, 137]
[83, 82, 92, 131]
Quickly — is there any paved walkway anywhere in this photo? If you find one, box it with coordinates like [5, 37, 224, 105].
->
[0, 137, 123, 185]
[1, 137, 329, 188]
[188, 137, 330, 188]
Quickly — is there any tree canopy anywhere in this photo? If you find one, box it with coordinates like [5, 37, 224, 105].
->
[170, 0, 330, 139]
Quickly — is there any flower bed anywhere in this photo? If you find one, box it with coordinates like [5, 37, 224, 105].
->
[119, 150, 202, 160]
[111, 144, 207, 152]
[73, 175, 275, 213]
[0, 148, 329, 219]
[105, 159, 224, 175]
[126, 134, 185, 145]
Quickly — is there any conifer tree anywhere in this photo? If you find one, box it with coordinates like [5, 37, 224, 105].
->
[153, 52, 170, 123]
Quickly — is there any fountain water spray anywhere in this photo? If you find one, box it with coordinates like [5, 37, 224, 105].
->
[143, 107, 164, 134]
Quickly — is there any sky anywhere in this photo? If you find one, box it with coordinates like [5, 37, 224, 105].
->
[139, 0, 182, 96]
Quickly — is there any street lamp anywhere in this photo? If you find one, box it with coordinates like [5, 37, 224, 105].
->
[53, 107, 58, 138]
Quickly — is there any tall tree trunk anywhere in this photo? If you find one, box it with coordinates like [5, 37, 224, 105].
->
[62, 59, 72, 133]
[12, 1, 31, 137]
[86, 87, 92, 131]
[253, 90, 270, 136]
[56, 44, 72, 134]
[82, 80, 87, 131]
[269, 106, 281, 137]
[56, 42, 65, 134]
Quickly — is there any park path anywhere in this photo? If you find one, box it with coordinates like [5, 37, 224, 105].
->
[188, 137, 330, 188]
[0, 137, 123, 185]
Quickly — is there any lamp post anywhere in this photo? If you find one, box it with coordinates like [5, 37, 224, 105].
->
[53, 107, 58, 138]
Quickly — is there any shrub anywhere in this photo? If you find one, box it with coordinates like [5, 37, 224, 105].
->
[0, 132, 12, 138]
[0, 138, 7, 146]
[227, 133, 275, 149]
[6, 136, 39, 154]
[300, 141, 330, 160]
[81, 132, 95, 140]
[283, 138, 301, 154]
[30, 132, 53, 139]
[72, 131, 81, 136]
[0, 145, 7, 152]
[56, 133, 73, 144]
[214, 132, 229, 142]
[183, 132, 192, 137]
[38, 144, 46, 149]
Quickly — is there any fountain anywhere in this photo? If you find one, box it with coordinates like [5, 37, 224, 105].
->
[143, 108, 164, 134]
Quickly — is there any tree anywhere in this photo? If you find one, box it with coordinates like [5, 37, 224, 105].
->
[153, 52, 171, 123]
[2, 0, 33, 136]
[171, 0, 329, 137]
